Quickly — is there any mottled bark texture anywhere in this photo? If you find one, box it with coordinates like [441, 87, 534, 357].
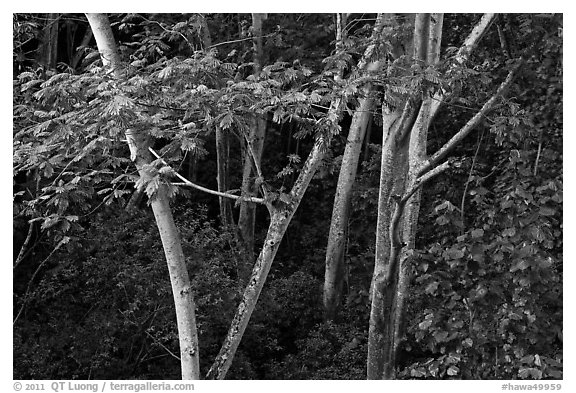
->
[367, 13, 520, 379]
[238, 13, 268, 271]
[323, 14, 387, 321]
[207, 14, 387, 378]
[85, 13, 201, 380]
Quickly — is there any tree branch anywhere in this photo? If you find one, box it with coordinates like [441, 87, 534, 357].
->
[148, 148, 265, 204]
[455, 13, 497, 65]
[429, 13, 498, 120]
[13, 237, 67, 325]
[405, 159, 452, 204]
[207, 32, 278, 50]
[241, 131, 268, 199]
[419, 61, 522, 177]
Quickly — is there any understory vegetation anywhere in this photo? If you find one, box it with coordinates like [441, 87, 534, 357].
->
[13, 13, 562, 380]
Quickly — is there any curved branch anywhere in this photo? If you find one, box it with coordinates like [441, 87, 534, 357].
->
[148, 148, 266, 205]
[429, 13, 498, 120]
[419, 61, 522, 177]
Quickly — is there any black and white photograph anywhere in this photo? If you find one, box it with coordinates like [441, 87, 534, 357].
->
[11, 8, 564, 389]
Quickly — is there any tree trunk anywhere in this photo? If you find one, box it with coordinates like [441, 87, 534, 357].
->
[323, 66, 379, 321]
[207, 135, 327, 380]
[237, 13, 268, 271]
[70, 26, 94, 71]
[38, 13, 59, 70]
[393, 13, 444, 353]
[367, 13, 519, 379]
[206, 16, 386, 379]
[323, 14, 388, 321]
[215, 126, 234, 227]
[196, 14, 234, 227]
[85, 13, 200, 380]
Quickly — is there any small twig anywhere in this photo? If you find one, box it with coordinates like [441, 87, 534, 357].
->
[207, 32, 278, 50]
[148, 147, 265, 204]
[533, 130, 543, 177]
[13, 238, 67, 325]
[405, 159, 452, 204]
[419, 61, 522, 177]
[460, 130, 484, 233]
[138, 15, 193, 49]
[14, 221, 35, 269]
[145, 331, 181, 361]
[497, 23, 511, 59]
[241, 131, 268, 199]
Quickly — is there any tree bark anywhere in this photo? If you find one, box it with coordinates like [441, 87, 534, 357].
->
[70, 24, 93, 71]
[237, 13, 268, 271]
[215, 126, 234, 226]
[323, 13, 388, 321]
[85, 13, 200, 380]
[206, 15, 386, 379]
[323, 68, 382, 320]
[393, 12, 444, 359]
[38, 13, 59, 70]
[207, 134, 328, 380]
[367, 13, 519, 379]
[195, 14, 234, 227]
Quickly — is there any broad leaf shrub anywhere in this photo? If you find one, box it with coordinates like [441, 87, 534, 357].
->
[14, 207, 242, 379]
[14, 205, 328, 379]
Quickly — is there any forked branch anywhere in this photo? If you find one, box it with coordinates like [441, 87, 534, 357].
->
[419, 61, 522, 177]
[148, 148, 266, 204]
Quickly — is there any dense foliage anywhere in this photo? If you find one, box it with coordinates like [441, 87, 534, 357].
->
[13, 13, 562, 379]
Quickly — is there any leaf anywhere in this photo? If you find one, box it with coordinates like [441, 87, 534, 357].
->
[447, 366, 459, 376]
[219, 113, 233, 129]
[518, 367, 542, 380]
[145, 177, 160, 198]
[425, 281, 439, 295]
[410, 368, 426, 377]
[433, 331, 449, 343]
[41, 216, 60, 230]
[510, 259, 530, 272]
[419, 319, 433, 330]
[471, 229, 484, 238]
[158, 65, 174, 79]
[446, 248, 465, 260]
[539, 206, 556, 216]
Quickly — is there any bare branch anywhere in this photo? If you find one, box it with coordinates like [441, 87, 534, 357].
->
[419, 61, 522, 177]
[145, 331, 181, 361]
[14, 238, 67, 325]
[429, 13, 498, 120]
[207, 32, 278, 50]
[148, 148, 266, 205]
[455, 13, 497, 65]
[14, 223, 35, 269]
[241, 132, 268, 199]
[404, 159, 452, 204]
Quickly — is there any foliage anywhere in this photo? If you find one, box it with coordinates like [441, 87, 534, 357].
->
[13, 13, 562, 380]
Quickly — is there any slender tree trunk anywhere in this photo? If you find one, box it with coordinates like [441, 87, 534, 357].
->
[323, 14, 387, 321]
[85, 13, 200, 380]
[215, 126, 234, 226]
[38, 13, 59, 70]
[196, 13, 234, 227]
[323, 64, 381, 321]
[368, 13, 434, 380]
[70, 26, 93, 71]
[207, 135, 328, 380]
[393, 13, 444, 358]
[367, 13, 519, 379]
[237, 13, 268, 270]
[206, 16, 386, 379]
